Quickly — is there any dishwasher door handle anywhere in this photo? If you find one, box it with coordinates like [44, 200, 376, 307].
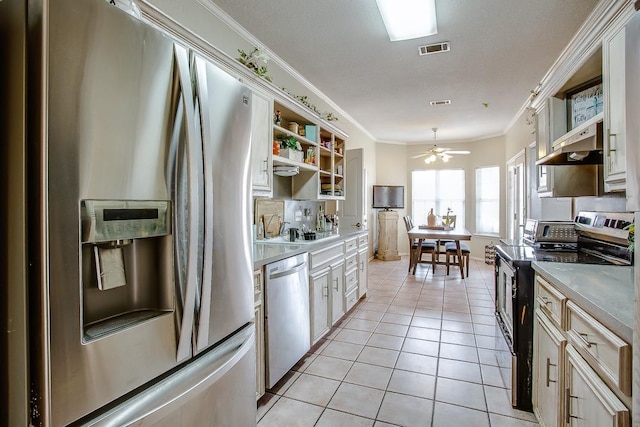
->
[269, 262, 307, 280]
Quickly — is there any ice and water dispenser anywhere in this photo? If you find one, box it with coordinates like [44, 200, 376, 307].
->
[80, 200, 173, 342]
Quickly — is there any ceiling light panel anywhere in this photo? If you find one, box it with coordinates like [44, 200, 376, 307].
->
[376, 0, 438, 42]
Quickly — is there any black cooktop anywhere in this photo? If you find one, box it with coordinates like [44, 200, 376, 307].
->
[495, 243, 617, 266]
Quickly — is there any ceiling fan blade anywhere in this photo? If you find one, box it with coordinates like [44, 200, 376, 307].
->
[443, 150, 471, 155]
[411, 153, 430, 159]
[433, 147, 452, 153]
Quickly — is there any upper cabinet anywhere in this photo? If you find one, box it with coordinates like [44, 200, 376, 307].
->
[603, 21, 627, 192]
[273, 100, 347, 200]
[251, 89, 273, 196]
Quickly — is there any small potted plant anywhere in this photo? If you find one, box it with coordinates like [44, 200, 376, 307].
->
[277, 135, 304, 163]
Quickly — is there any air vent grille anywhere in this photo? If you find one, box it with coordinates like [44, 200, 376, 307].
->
[418, 42, 450, 56]
[430, 100, 451, 106]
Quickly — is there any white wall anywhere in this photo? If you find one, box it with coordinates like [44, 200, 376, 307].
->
[373, 136, 506, 259]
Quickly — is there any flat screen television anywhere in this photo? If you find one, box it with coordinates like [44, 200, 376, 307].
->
[372, 185, 404, 210]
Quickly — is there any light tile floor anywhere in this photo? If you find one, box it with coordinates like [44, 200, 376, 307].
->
[257, 257, 540, 427]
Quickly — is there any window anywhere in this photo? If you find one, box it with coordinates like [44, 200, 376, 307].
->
[476, 166, 500, 235]
[411, 169, 465, 227]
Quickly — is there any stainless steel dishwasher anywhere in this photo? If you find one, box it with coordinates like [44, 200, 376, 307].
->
[265, 253, 310, 388]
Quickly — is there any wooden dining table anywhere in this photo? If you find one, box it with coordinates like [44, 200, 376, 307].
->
[408, 226, 473, 278]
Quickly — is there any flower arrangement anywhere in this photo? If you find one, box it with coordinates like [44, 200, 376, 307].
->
[625, 223, 635, 252]
[236, 47, 272, 82]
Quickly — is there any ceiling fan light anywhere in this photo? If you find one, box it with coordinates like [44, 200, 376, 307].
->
[376, 0, 438, 42]
[441, 154, 451, 162]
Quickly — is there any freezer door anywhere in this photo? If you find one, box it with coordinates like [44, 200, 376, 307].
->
[85, 325, 257, 426]
[193, 56, 255, 352]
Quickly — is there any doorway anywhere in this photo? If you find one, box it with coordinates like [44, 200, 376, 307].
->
[506, 149, 526, 241]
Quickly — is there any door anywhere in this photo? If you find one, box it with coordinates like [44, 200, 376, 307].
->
[604, 23, 626, 192]
[40, 2, 182, 424]
[330, 261, 345, 324]
[565, 345, 629, 426]
[192, 56, 254, 353]
[507, 150, 526, 240]
[341, 148, 367, 229]
[310, 267, 331, 343]
[251, 89, 273, 194]
[534, 311, 566, 427]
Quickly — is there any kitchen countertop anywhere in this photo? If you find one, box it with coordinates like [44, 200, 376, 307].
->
[253, 228, 368, 268]
[532, 262, 634, 343]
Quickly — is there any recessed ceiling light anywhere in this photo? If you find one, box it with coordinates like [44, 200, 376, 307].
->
[430, 100, 451, 106]
[376, 0, 438, 42]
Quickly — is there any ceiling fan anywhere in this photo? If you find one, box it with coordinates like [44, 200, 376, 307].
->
[411, 128, 470, 164]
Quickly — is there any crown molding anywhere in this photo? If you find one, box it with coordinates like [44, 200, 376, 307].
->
[195, 0, 376, 142]
[506, 0, 634, 133]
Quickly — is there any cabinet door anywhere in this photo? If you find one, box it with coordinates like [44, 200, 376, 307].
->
[357, 248, 368, 297]
[254, 303, 265, 400]
[536, 104, 551, 194]
[310, 268, 330, 344]
[565, 345, 629, 427]
[534, 311, 566, 427]
[604, 25, 626, 192]
[330, 262, 344, 324]
[253, 269, 265, 399]
[250, 90, 272, 194]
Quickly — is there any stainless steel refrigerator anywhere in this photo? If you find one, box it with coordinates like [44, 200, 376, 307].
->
[627, 2, 640, 419]
[1, 0, 256, 425]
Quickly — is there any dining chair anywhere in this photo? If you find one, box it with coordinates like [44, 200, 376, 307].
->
[445, 241, 470, 277]
[403, 216, 437, 273]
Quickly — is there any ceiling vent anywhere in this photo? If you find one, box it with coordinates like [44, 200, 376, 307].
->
[430, 100, 451, 106]
[418, 42, 450, 56]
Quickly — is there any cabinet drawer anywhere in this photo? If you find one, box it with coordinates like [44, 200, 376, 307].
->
[253, 269, 263, 304]
[566, 301, 631, 396]
[344, 237, 358, 253]
[535, 276, 566, 329]
[345, 286, 358, 312]
[345, 253, 357, 272]
[345, 268, 358, 293]
[357, 234, 368, 248]
[310, 242, 344, 271]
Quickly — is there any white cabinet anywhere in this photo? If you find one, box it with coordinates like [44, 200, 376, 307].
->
[533, 273, 631, 427]
[603, 23, 627, 192]
[329, 261, 344, 324]
[565, 345, 629, 426]
[534, 311, 566, 427]
[309, 267, 331, 344]
[250, 90, 273, 195]
[253, 269, 265, 400]
[357, 247, 368, 298]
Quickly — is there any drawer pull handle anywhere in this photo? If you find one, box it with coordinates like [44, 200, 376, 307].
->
[333, 278, 339, 291]
[546, 358, 556, 387]
[540, 296, 552, 305]
[577, 332, 596, 348]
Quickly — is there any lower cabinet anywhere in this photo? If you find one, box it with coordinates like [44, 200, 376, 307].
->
[565, 345, 629, 426]
[330, 261, 345, 324]
[310, 267, 331, 344]
[533, 273, 630, 427]
[534, 311, 566, 427]
[253, 269, 265, 400]
[357, 247, 368, 297]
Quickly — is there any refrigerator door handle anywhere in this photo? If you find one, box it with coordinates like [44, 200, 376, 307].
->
[194, 57, 215, 353]
[174, 45, 201, 363]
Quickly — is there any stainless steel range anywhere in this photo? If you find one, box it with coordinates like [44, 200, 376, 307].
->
[494, 212, 633, 411]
